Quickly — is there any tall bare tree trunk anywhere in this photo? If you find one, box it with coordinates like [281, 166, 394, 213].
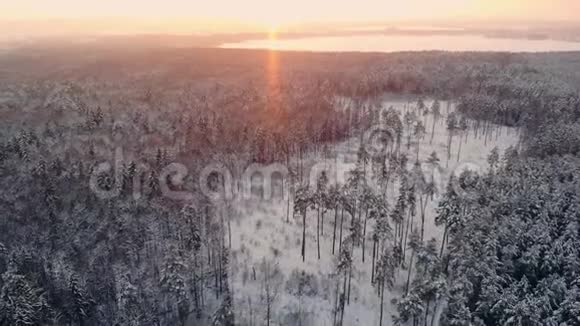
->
[321, 210, 325, 236]
[338, 208, 345, 254]
[440, 226, 448, 258]
[333, 280, 340, 326]
[419, 196, 427, 241]
[317, 208, 321, 260]
[333, 206, 338, 255]
[371, 238, 377, 283]
[340, 270, 347, 326]
[403, 210, 413, 262]
[301, 210, 306, 262]
[379, 275, 386, 326]
[430, 117, 436, 145]
[286, 190, 291, 223]
[430, 300, 439, 326]
[456, 136, 463, 162]
[347, 244, 354, 304]
[362, 208, 368, 262]
[405, 250, 414, 295]
[424, 300, 431, 326]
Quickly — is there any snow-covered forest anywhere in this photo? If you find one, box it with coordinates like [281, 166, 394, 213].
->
[0, 47, 580, 326]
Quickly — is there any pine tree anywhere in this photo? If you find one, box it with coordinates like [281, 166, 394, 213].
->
[0, 271, 48, 326]
[160, 249, 189, 325]
[446, 112, 458, 168]
[336, 239, 353, 325]
[405, 111, 418, 150]
[426, 152, 440, 201]
[211, 293, 235, 326]
[315, 172, 329, 260]
[488, 147, 500, 173]
[405, 231, 421, 295]
[395, 292, 425, 326]
[414, 121, 426, 160]
[67, 274, 94, 326]
[294, 186, 312, 262]
[411, 161, 428, 241]
[434, 177, 460, 257]
[329, 185, 342, 255]
[430, 100, 441, 145]
[259, 259, 282, 326]
[374, 247, 396, 326]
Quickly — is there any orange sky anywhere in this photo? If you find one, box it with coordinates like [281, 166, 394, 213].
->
[1, 0, 579, 35]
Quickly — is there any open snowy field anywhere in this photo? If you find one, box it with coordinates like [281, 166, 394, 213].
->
[226, 98, 519, 326]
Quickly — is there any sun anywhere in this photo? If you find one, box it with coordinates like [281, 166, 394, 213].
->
[268, 25, 279, 40]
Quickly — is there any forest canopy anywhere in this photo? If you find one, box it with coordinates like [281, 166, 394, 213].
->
[0, 47, 579, 325]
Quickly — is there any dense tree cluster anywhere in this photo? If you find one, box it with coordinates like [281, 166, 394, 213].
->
[1, 47, 580, 325]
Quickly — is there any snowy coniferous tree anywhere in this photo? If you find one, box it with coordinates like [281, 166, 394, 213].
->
[414, 121, 426, 160]
[405, 111, 418, 150]
[434, 177, 460, 257]
[0, 271, 49, 326]
[411, 161, 429, 241]
[329, 184, 342, 255]
[259, 259, 282, 326]
[394, 292, 425, 326]
[430, 100, 441, 145]
[294, 186, 313, 262]
[446, 112, 458, 167]
[315, 171, 329, 259]
[374, 247, 397, 326]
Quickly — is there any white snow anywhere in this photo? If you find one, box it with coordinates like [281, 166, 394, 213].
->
[227, 98, 519, 326]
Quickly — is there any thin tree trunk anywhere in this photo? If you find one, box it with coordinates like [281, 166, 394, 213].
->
[333, 280, 340, 326]
[424, 300, 431, 326]
[332, 206, 338, 255]
[371, 238, 377, 283]
[340, 270, 347, 326]
[417, 140, 421, 161]
[302, 210, 306, 262]
[403, 210, 413, 263]
[430, 118, 436, 145]
[193, 254, 200, 313]
[286, 190, 291, 223]
[405, 251, 414, 295]
[218, 246, 223, 295]
[249, 297, 253, 326]
[347, 244, 354, 304]
[430, 300, 439, 326]
[456, 136, 462, 162]
[440, 226, 448, 258]
[228, 218, 232, 249]
[338, 207, 345, 254]
[214, 251, 219, 299]
[362, 208, 368, 263]
[419, 195, 426, 241]
[321, 210, 325, 236]
[484, 122, 489, 146]
[379, 276, 385, 326]
[447, 135, 453, 168]
[317, 207, 321, 260]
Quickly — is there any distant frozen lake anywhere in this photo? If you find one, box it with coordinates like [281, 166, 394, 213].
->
[222, 34, 580, 53]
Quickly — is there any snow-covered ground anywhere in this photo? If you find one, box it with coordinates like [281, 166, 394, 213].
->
[227, 99, 519, 326]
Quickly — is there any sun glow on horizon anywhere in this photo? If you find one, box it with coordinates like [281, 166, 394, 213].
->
[268, 26, 279, 40]
[1, 0, 579, 38]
